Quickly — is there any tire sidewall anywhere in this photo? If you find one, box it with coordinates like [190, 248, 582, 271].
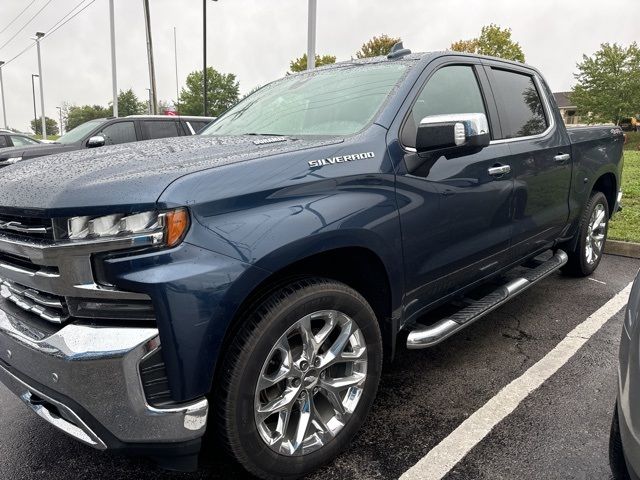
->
[225, 282, 383, 478]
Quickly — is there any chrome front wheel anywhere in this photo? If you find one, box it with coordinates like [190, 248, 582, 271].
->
[254, 310, 368, 456]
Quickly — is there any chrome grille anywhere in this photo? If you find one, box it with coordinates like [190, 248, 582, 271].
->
[0, 214, 54, 241]
[0, 278, 69, 324]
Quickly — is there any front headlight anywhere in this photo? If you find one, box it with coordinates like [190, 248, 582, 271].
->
[65, 208, 189, 247]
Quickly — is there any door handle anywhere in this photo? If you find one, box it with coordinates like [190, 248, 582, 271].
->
[488, 165, 511, 176]
[554, 153, 570, 163]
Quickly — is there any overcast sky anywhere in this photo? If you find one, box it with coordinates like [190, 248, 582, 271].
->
[0, 0, 638, 132]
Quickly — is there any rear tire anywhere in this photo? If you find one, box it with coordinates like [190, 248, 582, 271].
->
[215, 277, 383, 480]
[610, 402, 631, 480]
[562, 190, 609, 277]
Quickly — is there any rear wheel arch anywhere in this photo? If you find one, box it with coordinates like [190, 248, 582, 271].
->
[592, 172, 617, 216]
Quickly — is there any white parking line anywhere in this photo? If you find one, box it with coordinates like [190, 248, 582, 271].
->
[399, 281, 634, 480]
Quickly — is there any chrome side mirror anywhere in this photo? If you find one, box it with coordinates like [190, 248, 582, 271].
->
[416, 113, 490, 153]
[87, 135, 106, 148]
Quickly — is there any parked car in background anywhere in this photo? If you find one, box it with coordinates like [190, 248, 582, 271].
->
[0, 132, 40, 149]
[611, 268, 640, 479]
[619, 116, 639, 132]
[0, 115, 215, 167]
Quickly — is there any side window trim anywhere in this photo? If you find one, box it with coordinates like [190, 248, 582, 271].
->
[483, 65, 556, 144]
[398, 60, 498, 151]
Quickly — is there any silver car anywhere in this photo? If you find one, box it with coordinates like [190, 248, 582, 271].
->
[612, 268, 640, 479]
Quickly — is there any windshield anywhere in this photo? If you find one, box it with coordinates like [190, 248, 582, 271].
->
[57, 119, 107, 144]
[203, 63, 408, 137]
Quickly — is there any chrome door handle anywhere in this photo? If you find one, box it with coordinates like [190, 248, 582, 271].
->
[488, 165, 511, 176]
[554, 153, 570, 163]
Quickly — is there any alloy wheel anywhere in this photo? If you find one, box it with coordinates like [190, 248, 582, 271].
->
[254, 310, 367, 456]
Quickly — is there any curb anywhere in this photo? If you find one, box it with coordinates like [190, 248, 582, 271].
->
[605, 240, 640, 259]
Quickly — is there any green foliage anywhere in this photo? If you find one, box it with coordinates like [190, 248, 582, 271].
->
[178, 67, 240, 116]
[609, 151, 640, 243]
[289, 53, 336, 72]
[571, 43, 640, 125]
[355, 34, 401, 59]
[30, 116, 58, 136]
[65, 104, 111, 131]
[117, 89, 146, 116]
[450, 24, 525, 62]
[625, 130, 640, 151]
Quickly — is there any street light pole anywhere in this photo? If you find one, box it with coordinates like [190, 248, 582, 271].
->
[109, 0, 118, 117]
[307, 0, 317, 70]
[142, 0, 157, 115]
[146, 88, 152, 114]
[35, 32, 46, 138]
[0, 61, 7, 129]
[31, 74, 38, 133]
[56, 106, 63, 135]
[203, 0, 218, 117]
[174, 26, 179, 113]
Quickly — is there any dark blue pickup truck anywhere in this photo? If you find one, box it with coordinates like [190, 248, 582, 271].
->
[0, 47, 624, 479]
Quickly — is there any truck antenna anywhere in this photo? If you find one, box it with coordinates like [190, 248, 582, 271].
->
[387, 42, 411, 59]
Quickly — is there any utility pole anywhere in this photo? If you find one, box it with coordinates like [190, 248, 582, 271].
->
[174, 26, 179, 113]
[56, 106, 63, 135]
[142, 0, 157, 115]
[31, 74, 38, 133]
[109, 0, 118, 117]
[35, 32, 46, 138]
[307, 0, 317, 70]
[203, 0, 218, 117]
[0, 61, 7, 129]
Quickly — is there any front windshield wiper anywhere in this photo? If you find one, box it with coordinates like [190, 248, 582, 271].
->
[243, 133, 288, 136]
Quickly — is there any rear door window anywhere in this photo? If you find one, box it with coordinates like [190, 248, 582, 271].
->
[0, 136, 7, 148]
[98, 121, 137, 145]
[490, 69, 548, 139]
[141, 120, 181, 140]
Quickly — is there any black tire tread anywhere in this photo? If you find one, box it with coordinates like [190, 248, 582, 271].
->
[610, 403, 631, 480]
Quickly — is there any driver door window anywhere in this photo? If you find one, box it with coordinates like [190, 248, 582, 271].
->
[401, 65, 488, 148]
[98, 121, 137, 145]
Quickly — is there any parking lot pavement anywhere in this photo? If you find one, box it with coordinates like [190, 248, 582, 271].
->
[0, 254, 637, 480]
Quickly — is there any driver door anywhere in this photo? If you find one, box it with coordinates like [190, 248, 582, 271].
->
[393, 62, 514, 320]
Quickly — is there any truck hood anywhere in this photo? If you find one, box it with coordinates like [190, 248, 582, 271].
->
[0, 135, 342, 216]
[0, 142, 77, 161]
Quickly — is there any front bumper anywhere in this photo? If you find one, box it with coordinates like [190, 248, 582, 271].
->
[0, 302, 208, 449]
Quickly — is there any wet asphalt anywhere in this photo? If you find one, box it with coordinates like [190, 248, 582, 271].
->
[0, 254, 638, 480]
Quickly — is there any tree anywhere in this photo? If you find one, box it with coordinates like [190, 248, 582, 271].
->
[289, 53, 336, 73]
[571, 43, 640, 124]
[65, 104, 111, 130]
[355, 34, 401, 58]
[30, 116, 58, 136]
[178, 67, 239, 116]
[450, 24, 525, 63]
[117, 89, 146, 116]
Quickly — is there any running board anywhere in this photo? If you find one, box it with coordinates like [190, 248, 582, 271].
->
[406, 250, 568, 349]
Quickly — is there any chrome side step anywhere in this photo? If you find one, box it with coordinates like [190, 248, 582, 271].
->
[406, 250, 568, 349]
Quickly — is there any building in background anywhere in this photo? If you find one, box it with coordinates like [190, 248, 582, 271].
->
[553, 91, 582, 125]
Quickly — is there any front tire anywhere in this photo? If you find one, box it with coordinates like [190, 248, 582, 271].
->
[610, 402, 631, 480]
[216, 277, 383, 480]
[563, 190, 609, 277]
